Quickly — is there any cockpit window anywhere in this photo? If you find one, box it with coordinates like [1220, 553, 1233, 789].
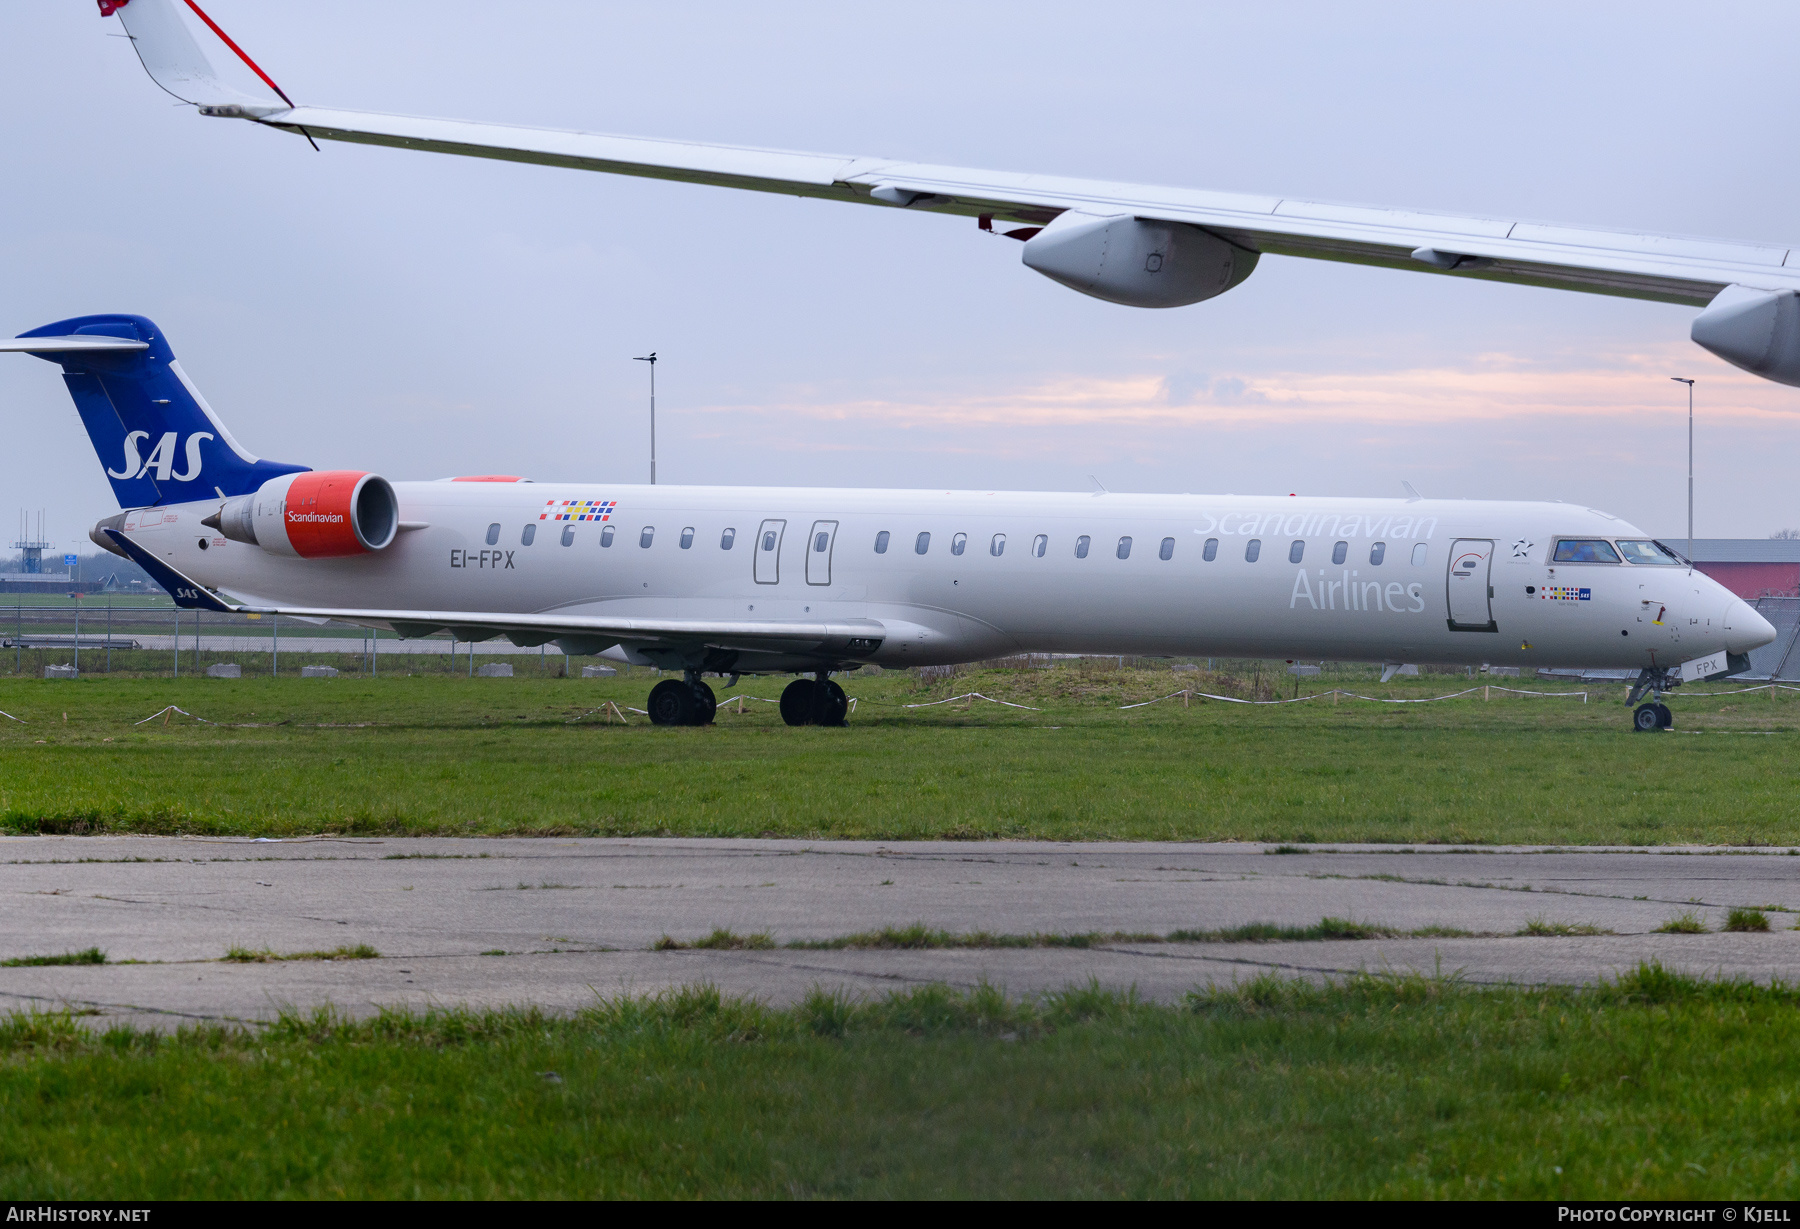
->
[1553, 539, 1622, 564]
[1617, 539, 1683, 566]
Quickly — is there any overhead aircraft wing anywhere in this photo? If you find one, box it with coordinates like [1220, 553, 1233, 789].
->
[104, 530, 885, 660]
[104, 0, 1800, 383]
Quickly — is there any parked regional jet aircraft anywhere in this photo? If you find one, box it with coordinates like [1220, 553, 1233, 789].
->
[0, 315, 1776, 730]
[100, 0, 1800, 388]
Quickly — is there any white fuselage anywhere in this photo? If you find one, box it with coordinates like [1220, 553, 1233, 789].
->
[119, 483, 1772, 672]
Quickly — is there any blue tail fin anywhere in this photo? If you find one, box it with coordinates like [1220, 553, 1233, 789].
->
[16, 314, 307, 508]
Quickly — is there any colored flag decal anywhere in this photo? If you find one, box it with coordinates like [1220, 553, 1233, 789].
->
[1541, 586, 1591, 601]
[540, 499, 617, 522]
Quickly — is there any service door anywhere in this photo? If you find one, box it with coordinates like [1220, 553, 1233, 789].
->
[1446, 538, 1497, 632]
[806, 520, 838, 586]
[754, 519, 785, 585]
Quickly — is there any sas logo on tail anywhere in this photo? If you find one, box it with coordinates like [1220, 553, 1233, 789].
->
[106, 431, 214, 483]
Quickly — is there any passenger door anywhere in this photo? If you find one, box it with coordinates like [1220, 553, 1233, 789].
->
[806, 520, 838, 586]
[1446, 539, 1497, 632]
[754, 519, 785, 585]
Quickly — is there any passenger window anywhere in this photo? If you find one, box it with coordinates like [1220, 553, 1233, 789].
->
[1033, 534, 1047, 558]
[680, 527, 695, 550]
[915, 531, 931, 555]
[1075, 535, 1091, 559]
[814, 531, 829, 553]
[1331, 540, 1347, 565]
[952, 533, 967, 556]
[1288, 540, 1304, 564]
[1160, 537, 1175, 561]
[875, 530, 890, 554]
[1245, 538, 1261, 562]
[1411, 543, 1427, 566]
[560, 525, 574, 547]
[600, 525, 615, 548]
[640, 526, 654, 549]
[1117, 536, 1132, 560]
[521, 524, 535, 546]
[1203, 537, 1218, 561]
[762, 530, 778, 551]
[720, 528, 735, 550]
[990, 533, 1006, 557]
[1553, 539, 1622, 564]
[485, 523, 500, 546]
[1369, 541, 1386, 566]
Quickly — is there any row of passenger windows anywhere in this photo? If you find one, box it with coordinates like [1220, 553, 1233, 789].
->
[487, 520, 1431, 566]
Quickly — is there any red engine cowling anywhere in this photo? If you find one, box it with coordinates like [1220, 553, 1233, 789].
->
[212, 470, 399, 558]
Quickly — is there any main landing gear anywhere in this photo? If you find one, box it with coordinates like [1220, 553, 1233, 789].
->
[647, 671, 718, 727]
[780, 672, 849, 727]
[1627, 667, 1676, 732]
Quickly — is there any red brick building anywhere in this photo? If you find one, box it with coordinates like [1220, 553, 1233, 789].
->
[1688, 539, 1800, 599]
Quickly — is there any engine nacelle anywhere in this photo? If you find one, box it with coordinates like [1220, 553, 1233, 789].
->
[1691, 284, 1800, 388]
[1021, 212, 1259, 308]
[207, 470, 399, 558]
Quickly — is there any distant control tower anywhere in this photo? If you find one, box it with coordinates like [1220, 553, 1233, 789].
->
[12, 511, 50, 574]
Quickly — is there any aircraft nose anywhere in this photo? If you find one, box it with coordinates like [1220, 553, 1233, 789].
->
[1724, 598, 1777, 653]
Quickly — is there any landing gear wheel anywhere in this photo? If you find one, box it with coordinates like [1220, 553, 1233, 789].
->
[780, 678, 818, 726]
[648, 679, 698, 726]
[690, 681, 718, 725]
[1632, 703, 1661, 732]
[814, 679, 849, 727]
[1654, 703, 1673, 729]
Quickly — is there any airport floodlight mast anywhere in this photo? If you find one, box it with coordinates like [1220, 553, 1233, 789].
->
[1670, 377, 1695, 569]
[633, 352, 657, 484]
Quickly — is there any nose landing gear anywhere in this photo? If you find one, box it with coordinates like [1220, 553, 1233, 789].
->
[647, 670, 719, 726]
[1627, 667, 1677, 732]
[779, 672, 849, 727]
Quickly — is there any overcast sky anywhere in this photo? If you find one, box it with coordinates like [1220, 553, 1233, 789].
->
[4, 0, 1799, 556]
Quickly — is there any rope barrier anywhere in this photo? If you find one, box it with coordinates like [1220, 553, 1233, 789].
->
[1119, 685, 1590, 709]
[0, 710, 23, 723]
[133, 705, 217, 726]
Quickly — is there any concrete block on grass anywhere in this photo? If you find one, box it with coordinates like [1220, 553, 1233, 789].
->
[1486, 666, 1521, 678]
[205, 663, 241, 679]
[43, 665, 77, 680]
[1287, 665, 1322, 676]
[581, 665, 617, 678]
[301, 666, 339, 678]
[476, 663, 514, 678]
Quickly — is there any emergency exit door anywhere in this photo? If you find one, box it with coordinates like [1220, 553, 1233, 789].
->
[806, 520, 838, 586]
[754, 519, 785, 585]
[1446, 538, 1497, 632]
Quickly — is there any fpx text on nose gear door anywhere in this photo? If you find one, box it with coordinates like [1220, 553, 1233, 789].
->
[1447, 539, 1497, 632]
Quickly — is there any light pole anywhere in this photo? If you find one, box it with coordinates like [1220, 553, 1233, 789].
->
[1670, 377, 1695, 568]
[633, 352, 657, 484]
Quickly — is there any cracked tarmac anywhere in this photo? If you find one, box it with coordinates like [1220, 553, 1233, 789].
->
[5, 835, 1800, 1029]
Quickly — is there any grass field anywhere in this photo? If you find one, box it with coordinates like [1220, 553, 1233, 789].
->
[0, 665, 1795, 844]
[2, 966, 1797, 1199]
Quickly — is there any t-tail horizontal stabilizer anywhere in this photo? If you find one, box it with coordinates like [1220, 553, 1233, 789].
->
[8, 314, 308, 508]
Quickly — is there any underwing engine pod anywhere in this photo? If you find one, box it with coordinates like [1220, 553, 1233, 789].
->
[203, 470, 399, 558]
[1020, 212, 1259, 308]
[1691, 284, 1800, 387]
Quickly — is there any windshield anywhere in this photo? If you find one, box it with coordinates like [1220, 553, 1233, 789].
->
[1617, 539, 1683, 566]
[1553, 539, 1622, 564]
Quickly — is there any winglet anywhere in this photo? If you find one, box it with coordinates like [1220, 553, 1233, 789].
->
[107, 0, 288, 114]
[103, 529, 237, 612]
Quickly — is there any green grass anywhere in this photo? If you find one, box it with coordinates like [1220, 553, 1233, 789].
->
[1518, 917, 1614, 937]
[0, 948, 105, 968]
[1655, 911, 1710, 934]
[1, 668, 1799, 844]
[221, 945, 380, 963]
[1725, 908, 1772, 933]
[659, 918, 1477, 951]
[4, 967, 1800, 1198]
